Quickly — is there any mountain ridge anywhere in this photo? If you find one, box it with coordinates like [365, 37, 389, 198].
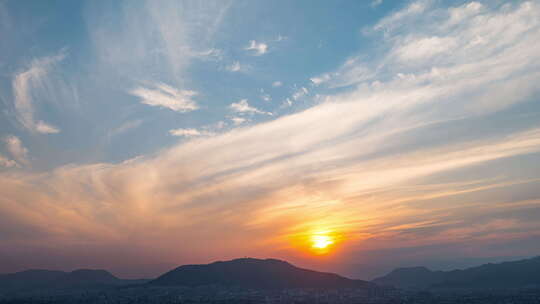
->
[149, 257, 375, 290]
[4, 256, 540, 293]
[0, 268, 141, 293]
[373, 256, 540, 290]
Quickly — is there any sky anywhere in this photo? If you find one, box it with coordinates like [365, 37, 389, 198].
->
[1, 0, 540, 280]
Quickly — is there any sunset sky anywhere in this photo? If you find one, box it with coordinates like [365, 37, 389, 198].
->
[1, 0, 540, 279]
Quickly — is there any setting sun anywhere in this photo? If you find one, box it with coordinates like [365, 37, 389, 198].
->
[311, 234, 334, 250]
[287, 228, 343, 256]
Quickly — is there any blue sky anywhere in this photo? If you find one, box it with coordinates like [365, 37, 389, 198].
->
[1, 0, 540, 279]
[0, 0, 392, 167]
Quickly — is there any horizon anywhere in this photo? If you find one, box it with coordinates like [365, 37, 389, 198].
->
[2, 255, 539, 282]
[1, 0, 540, 282]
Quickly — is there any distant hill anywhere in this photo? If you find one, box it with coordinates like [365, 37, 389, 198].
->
[373, 256, 540, 290]
[372, 266, 446, 289]
[150, 258, 375, 290]
[0, 269, 141, 293]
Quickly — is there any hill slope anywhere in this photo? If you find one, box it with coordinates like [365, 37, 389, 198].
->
[0, 269, 127, 293]
[372, 267, 446, 289]
[373, 256, 540, 290]
[150, 258, 375, 289]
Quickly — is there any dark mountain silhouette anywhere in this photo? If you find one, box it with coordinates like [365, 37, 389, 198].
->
[372, 266, 445, 289]
[150, 258, 375, 289]
[53, 269, 120, 287]
[0, 269, 139, 293]
[0, 270, 66, 292]
[373, 256, 540, 290]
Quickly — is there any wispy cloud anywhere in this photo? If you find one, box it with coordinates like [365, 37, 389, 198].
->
[86, 0, 231, 95]
[226, 61, 243, 72]
[309, 57, 374, 88]
[372, 0, 429, 33]
[35, 121, 60, 134]
[281, 98, 293, 108]
[0, 154, 17, 168]
[3, 135, 28, 166]
[245, 40, 268, 56]
[292, 87, 309, 101]
[229, 99, 271, 115]
[280, 87, 309, 108]
[211, 121, 227, 130]
[231, 117, 248, 125]
[272, 81, 283, 87]
[169, 128, 215, 138]
[189, 48, 223, 61]
[322, 1, 540, 98]
[310, 74, 331, 86]
[445, 2, 483, 28]
[108, 120, 144, 139]
[130, 83, 198, 112]
[12, 52, 64, 134]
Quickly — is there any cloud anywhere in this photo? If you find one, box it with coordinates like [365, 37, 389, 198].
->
[169, 128, 215, 138]
[372, 0, 429, 33]
[229, 99, 271, 115]
[211, 121, 227, 130]
[231, 117, 248, 125]
[310, 74, 331, 86]
[226, 61, 242, 72]
[245, 40, 268, 55]
[190, 48, 222, 61]
[35, 121, 60, 134]
[108, 120, 144, 139]
[390, 35, 461, 63]
[3, 135, 28, 166]
[0, 154, 17, 168]
[281, 98, 293, 108]
[325, 1, 540, 94]
[279, 87, 309, 108]
[85, 0, 232, 98]
[130, 83, 198, 112]
[292, 87, 309, 100]
[309, 57, 375, 88]
[445, 2, 483, 28]
[12, 52, 64, 134]
[272, 81, 283, 87]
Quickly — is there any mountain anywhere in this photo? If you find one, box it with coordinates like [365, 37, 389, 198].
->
[52, 269, 121, 287]
[373, 256, 540, 290]
[150, 258, 375, 290]
[0, 270, 67, 292]
[0, 269, 133, 293]
[372, 267, 445, 289]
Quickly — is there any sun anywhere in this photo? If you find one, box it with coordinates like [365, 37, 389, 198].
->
[311, 234, 334, 250]
[288, 228, 342, 255]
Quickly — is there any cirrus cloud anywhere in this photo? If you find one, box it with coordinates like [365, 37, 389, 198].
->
[245, 40, 268, 56]
[12, 52, 65, 134]
[229, 99, 271, 115]
[169, 128, 215, 138]
[130, 83, 199, 112]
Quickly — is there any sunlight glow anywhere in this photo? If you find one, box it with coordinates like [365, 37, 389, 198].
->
[311, 234, 334, 249]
